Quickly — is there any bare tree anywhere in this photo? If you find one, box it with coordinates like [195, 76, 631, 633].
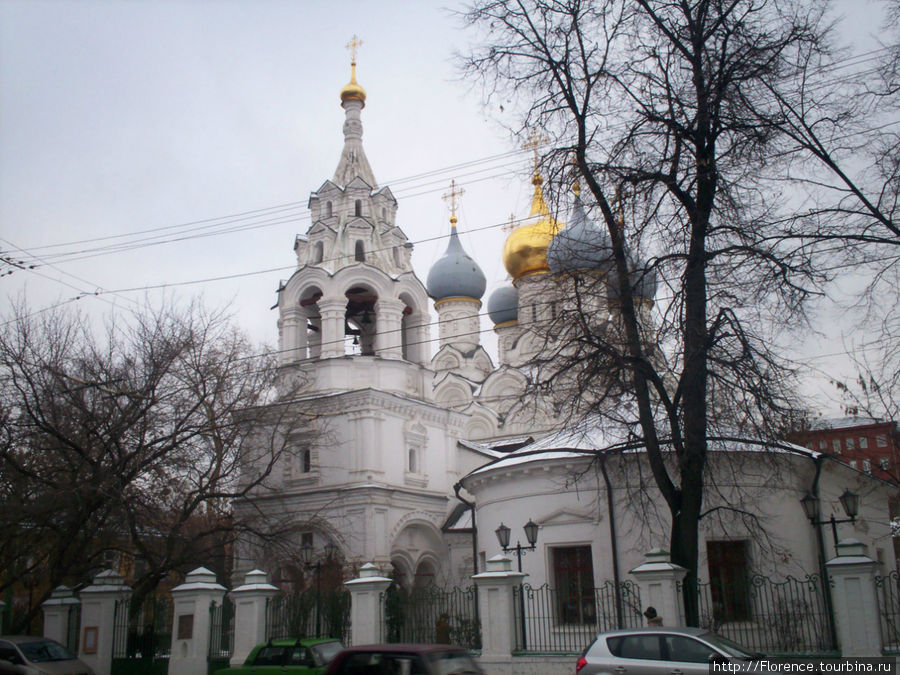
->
[459, 0, 845, 623]
[0, 299, 309, 631]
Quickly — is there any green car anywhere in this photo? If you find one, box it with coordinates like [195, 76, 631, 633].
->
[217, 638, 345, 675]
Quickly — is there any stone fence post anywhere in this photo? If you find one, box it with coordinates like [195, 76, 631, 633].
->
[826, 539, 882, 656]
[78, 570, 132, 675]
[228, 570, 278, 666]
[42, 586, 80, 647]
[345, 563, 391, 646]
[472, 554, 526, 675]
[629, 549, 687, 627]
[168, 567, 226, 675]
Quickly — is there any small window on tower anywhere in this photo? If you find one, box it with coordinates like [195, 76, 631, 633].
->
[314, 241, 324, 264]
[355, 199, 362, 216]
[355, 240, 365, 262]
[393, 246, 401, 266]
[408, 448, 417, 474]
[325, 201, 333, 218]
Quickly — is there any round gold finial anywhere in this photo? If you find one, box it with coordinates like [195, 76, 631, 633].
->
[340, 35, 367, 105]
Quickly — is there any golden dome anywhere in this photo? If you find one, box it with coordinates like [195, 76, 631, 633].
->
[340, 61, 367, 106]
[502, 174, 563, 279]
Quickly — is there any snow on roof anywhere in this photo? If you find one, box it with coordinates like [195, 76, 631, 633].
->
[809, 416, 887, 431]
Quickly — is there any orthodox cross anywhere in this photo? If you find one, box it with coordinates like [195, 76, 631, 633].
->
[346, 35, 363, 65]
[502, 213, 518, 233]
[523, 128, 545, 172]
[442, 179, 465, 220]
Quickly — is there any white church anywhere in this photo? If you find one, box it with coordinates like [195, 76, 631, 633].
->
[233, 53, 898, 601]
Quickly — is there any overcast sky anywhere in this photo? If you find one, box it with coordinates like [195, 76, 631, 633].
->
[0, 0, 889, 418]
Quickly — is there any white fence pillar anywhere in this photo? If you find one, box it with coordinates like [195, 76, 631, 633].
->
[228, 570, 278, 666]
[345, 563, 392, 646]
[472, 554, 526, 674]
[167, 567, 226, 675]
[629, 549, 687, 627]
[78, 570, 131, 675]
[42, 585, 80, 647]
[826, 539, 882, 656]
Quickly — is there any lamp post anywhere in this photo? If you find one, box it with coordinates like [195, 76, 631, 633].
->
[300, 542, 339, 638]
[800, 489, 859, 651]
[800, 489, 859, 556]
[495, 519, 538, 650]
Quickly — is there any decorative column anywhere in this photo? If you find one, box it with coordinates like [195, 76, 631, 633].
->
[375, 298, 405, 359]
[78, 570, 132, 675]
[472, 554, 526, 672]
[280, 307, 306, 365]
[629, 549, 687, 627]
[345, 563, 391, 646]
[825, 539, 882, 656]
[318, 299, 346, 359]
[167, 568, 227, 675]
[228, 570, 278, 666]
[42, 586, 80, 647]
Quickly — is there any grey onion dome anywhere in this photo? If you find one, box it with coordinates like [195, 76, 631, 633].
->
[426, 224, 487, 301]
[487, 283, 519, 325]
[547, 193, 614, 275]
[607, 256, 658, 304]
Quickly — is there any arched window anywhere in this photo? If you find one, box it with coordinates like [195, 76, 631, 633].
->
[313, 241, 324, 263]
[355, 240, 365, 262]
[408, 448, 417, 473]
[355, 199, 362, 217]
[325, 201, 333, 218]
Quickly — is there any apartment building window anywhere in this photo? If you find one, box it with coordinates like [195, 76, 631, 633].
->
[880, 457, 890, 471]
[832, 439, 842, 454]
[849, 460, 858, 469]
[863, 459, 872, 473]
[707, 541, 750, 621]
[859, 437, 868, 449]
[553, 546, 596, 625]
[877, 435, 888, 448]
[847, 437, 855, 451]
[819, 440, 828, 450]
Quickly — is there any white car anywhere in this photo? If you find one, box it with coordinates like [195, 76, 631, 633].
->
[576, 627, 760, 675]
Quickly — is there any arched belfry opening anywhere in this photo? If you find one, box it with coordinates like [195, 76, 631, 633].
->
[344, 286, 377, 356]
[300, 288, 323, 359]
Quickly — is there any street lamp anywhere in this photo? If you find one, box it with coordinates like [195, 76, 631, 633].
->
[300, 542, 339, 638]
[800, 489, 859, 556]
[494, 519, 539, 572]
[494, 519, 539, 650]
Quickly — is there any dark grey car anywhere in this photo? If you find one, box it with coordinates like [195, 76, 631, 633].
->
[576, 627, 758, 675]
[0, 637, 94, 675]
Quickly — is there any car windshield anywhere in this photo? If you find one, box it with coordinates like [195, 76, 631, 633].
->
[19, 640, 75, 663]
[703, 634, 757, 659]
[310, 641, 343, 665]
[427, 650, 480, 674]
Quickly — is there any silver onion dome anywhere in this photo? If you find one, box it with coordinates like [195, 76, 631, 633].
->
[547, 193, 614, 275]
[426, 224, 487, 301]
[487, 284, 519, 325]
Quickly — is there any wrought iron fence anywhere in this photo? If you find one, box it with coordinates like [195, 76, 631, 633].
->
[266, 589, 350, 643]
[382, 585, 481, 650]
[876, 570, 900, 653]
[208, 597, 234, 672]
[111, 594, 173, 675]
[513, 581, 642, 653]
[693, 574, 835, 655]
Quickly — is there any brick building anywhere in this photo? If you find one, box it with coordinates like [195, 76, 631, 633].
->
[793, 417, 900, 483]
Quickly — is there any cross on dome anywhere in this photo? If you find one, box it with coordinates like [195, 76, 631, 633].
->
[442, 179, 465, 223]
[346, 34, 363, 65]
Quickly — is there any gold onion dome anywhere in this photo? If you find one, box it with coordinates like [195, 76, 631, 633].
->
[340, 61, 367, 105]
[502, 173, 564, 280]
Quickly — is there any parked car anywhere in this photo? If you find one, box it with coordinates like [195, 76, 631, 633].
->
[0, 636, 94, 675]
[215, 638, 344, 675]
[324, 643, 483, 675]
[577, 627, 760, 675]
